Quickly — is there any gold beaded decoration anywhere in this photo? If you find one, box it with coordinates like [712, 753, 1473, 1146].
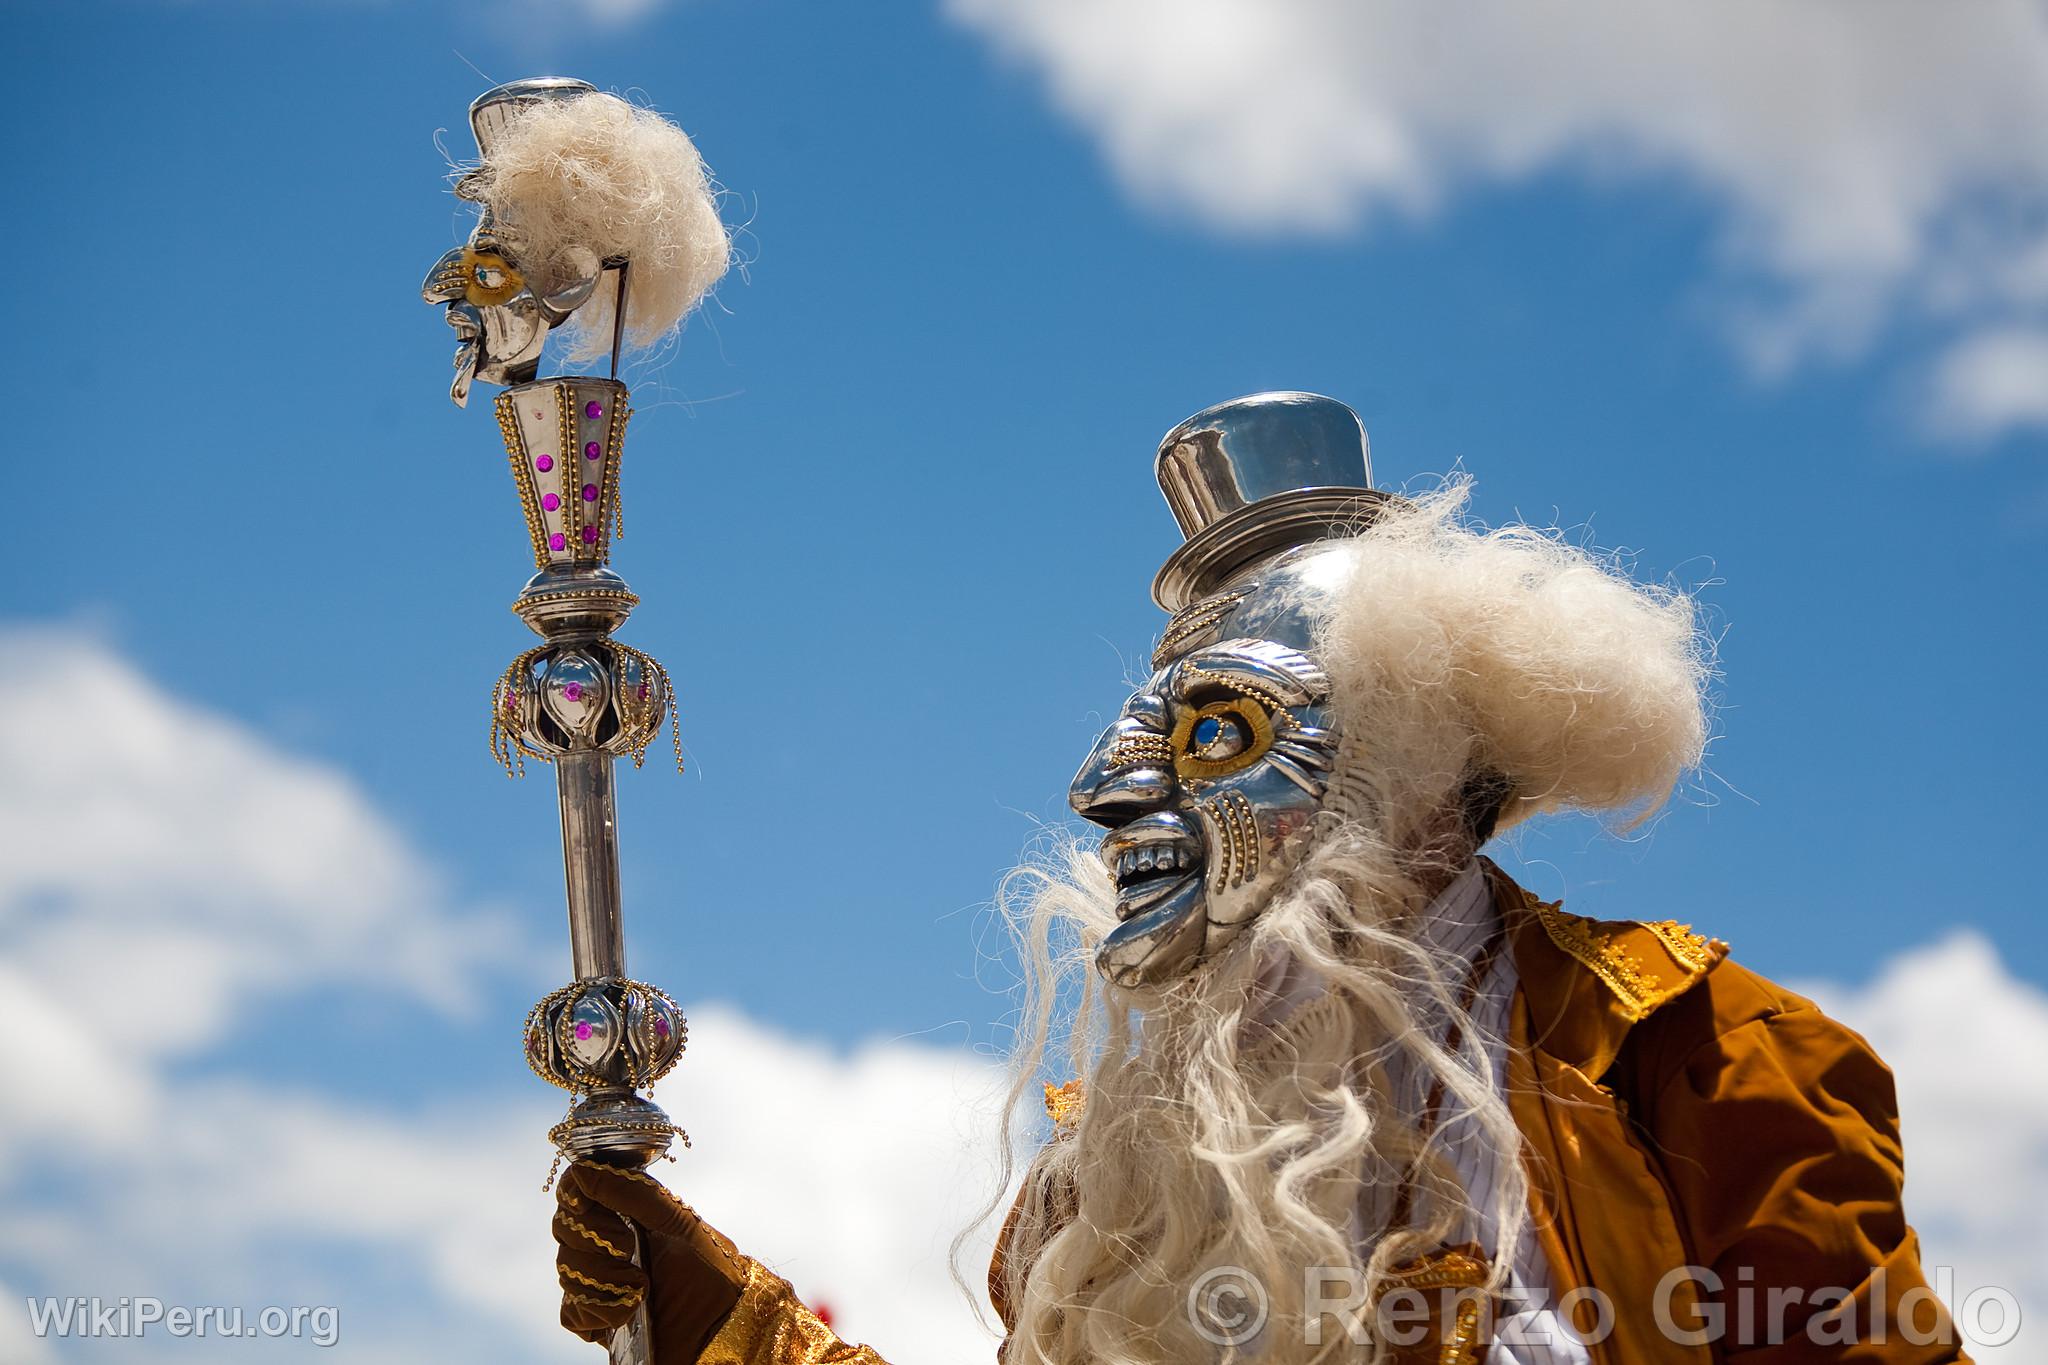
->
[1182, 663, 1300, 729]
[522, 977, 689, 1094]
[1169, 697, 1277, 780]
[488, 642, 683, 777]
[556, 381, 581, 556]
[605, 640, 684, 774]
[541, 1117, 693, 1192]
[1200, 791, 1260, 890]
[1107, 732, 1175, 769]
[497, 392, 550, 570]
[527, 974, 693, 1192]
[600, 395, 630, 558]
[490, 644, 552, 776]
[1153, 589, 1251, 670]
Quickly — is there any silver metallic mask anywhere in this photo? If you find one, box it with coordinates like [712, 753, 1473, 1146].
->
[1071, 393, 1392, 988]
[421, 79, 608, 407]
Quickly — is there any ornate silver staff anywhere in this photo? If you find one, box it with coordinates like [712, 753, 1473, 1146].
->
[421, 76, 729, 1365]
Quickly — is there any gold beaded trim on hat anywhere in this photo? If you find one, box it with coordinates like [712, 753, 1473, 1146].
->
[1153, 589, 1250, 670]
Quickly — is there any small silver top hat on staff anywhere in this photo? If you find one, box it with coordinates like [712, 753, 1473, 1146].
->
[421, 76, 730, 1365]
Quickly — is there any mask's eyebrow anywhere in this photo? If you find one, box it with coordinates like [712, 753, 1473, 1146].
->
[1152, 589, 1252, 671]
[1171, 639, 1330, 709]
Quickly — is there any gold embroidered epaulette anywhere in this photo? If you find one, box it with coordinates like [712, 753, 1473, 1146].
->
[1530, 901, 1729, 1022]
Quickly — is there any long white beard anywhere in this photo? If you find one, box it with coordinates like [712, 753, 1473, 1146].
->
[993, 827, 1527, 1365]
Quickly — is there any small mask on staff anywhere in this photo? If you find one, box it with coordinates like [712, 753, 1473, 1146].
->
[422, 78, 730, 405]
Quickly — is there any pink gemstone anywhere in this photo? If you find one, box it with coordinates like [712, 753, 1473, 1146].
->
[535, 454, 553, 472]
[533, 410, 544, 419]
[563, 682, 584, 702]
[574, 1021, 593, 1041]
[549, 533, 567, 551]
[542, 493, 560, 511]
[654, 1017, 670, 1037]
[585, 400, 603, 418]
[637, 682, 649, 700]
[582, 484, 598, 502]
[582, 526, 599, 544]
[584, 441, 601, 460]
[502, 691, 517, 713]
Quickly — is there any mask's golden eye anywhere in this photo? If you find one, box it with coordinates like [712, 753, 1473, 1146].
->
[462, 249, 525, 307]
[1172, 699, 1274, 780]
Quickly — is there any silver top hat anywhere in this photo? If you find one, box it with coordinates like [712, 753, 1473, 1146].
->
[1152, 391, 1390, 610]
[453, 79, 601, 204]
[469, 77, 598, 158]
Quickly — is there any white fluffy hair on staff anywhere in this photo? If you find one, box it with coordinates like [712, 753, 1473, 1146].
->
[422, 77, 731, 405]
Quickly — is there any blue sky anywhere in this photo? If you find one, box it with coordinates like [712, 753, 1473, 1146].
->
[3, 1, 2046, 1360]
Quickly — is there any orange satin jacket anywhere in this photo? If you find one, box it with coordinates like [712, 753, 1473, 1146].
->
[698, 862, 1968, 1364]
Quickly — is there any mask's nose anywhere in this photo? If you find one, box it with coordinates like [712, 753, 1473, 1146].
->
[1069, 692, 1176, 829]
[421, 246, 472, 304]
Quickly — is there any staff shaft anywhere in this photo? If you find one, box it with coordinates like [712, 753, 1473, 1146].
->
[557, 750, 628, 981]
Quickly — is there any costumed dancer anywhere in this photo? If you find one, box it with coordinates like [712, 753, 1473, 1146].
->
[550, 393, 1966, 1364]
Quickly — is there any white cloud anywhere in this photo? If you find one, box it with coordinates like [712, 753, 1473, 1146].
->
[948, 0, 2048, 438]
[639, 1005, 1014, 1359]
[1798, 933, 2048, 1358]
[0, 1277, 56, 1365]
[3, 1033, 1009, 1364]
[0, 625, 530, 1068]
[1929, 329, 2048, 439]
[0, 626, 1011, 1362]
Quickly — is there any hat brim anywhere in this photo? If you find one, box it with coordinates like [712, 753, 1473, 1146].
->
[1151, 487, 1397, 612]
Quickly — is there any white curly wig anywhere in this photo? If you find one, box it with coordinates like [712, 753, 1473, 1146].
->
[990, 480, 1712, 1365]
[1315, 479, 1712, 851]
